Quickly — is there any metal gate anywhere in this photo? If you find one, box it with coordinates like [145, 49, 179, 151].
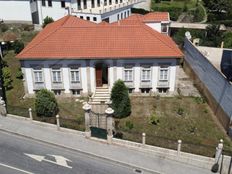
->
[90, 111, 107, 139]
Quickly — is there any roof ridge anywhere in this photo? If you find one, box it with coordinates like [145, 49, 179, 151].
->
[142, 24, 182, 56]
[17, 16, 71, 57]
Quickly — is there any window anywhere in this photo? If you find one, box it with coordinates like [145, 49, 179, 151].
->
[53, 90, 61, 95]
[77, 0, 81, 9]
[97, 0, 100, 6]
[33, 68, 43, 83]
[141, 66, 151, 81]
[83, 0, 87, 9]
[52, 68, 62, 83]
[93, 17, 97, 21]
[71, 89, 81, 96]
[86, 16, 90, 20]
[80, 16, 83, 19]
[161, 24, 168, 33]
[61, 1, 65, 8]
[128, 88, 134, 93]
[158, 88, 168, 93]
[115, 0, 118, 4]
[159, 65, 169, 81]
[124, 66, 133, 82]
[48, 0, 52, 7]
[109, 0, 112, 5]
[141, 88, 151, 94]
[70, 68, 80, 83]
[42, 0, 46, 6]
[91, 0, 95, 8]
[117, 14, 120, 20]
[124, 11, 127, 18]
[127, 10, 130, 17]
[121, 13, 123, 19]
[120, 0, 122, 3]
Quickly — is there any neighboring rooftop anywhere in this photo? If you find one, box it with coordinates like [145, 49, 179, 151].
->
[17, 15, 182, 60]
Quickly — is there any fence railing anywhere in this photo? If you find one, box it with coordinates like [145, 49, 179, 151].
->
[113, 129, 232, 157]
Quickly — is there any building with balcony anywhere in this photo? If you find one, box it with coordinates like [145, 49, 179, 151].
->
[0, 0, 143, 24]
[17, 15, 183, 97]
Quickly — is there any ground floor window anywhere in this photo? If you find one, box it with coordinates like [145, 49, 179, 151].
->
[128, 88, 134, 94]
[53, 90, 62, 96]
[71, 89, 81, 96]
[157, 88, 169, 94]
[141, 88, 151, 94]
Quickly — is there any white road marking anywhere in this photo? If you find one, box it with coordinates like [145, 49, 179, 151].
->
[0, 162, 35, 174]
[24, 153, 72, 169]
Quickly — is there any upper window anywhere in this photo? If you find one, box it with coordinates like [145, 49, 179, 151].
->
[48, 0, 52, 7]
[70, 67, 80, 83]
[42, 0, 46, 6]
[33, 67, 43, 83]
[124, 65, 133, 82]
[141, 66, 151, 81]
[161, 24, 168, 33]
[159, 65, 169, 81]
[52, 68, 62, 83]
[61, 1, 65, 8]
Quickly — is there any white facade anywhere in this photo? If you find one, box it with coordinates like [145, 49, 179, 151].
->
[145, 21, 170, 35]
[0, 0, 142, 24]
[21, 58, 179, 96]
[0, 0, 32, 23]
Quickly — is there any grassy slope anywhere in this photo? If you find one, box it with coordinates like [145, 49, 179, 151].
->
[117, 96, 232, 156]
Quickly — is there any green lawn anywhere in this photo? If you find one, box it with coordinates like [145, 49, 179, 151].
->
[116, 96, 232, 157]
[151, 0, 200, 21]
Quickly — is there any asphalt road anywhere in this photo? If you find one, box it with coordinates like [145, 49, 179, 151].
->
[0, 131, 156, 174]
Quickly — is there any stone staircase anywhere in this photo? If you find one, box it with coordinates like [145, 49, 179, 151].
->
[90, 85, 110, 104]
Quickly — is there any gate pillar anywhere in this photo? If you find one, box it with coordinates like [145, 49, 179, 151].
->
[83, 103, 91, 138]
[105, 107, 114, 144]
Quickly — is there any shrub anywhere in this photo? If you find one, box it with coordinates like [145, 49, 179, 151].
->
[177, 107, 184, 116]
[2, 67, 13, 90]
[152, 6, 183, 21]
[0, 24, 9, 32]
[12, 40, 24, 54]
[194, 96, 205, 104]
[15, 68, 23, 79]
[42, 16, 54, 28]
[149, 113, 160, 125]
[35, 89, 59, 117]
[125, 120, 134, 130]
[111, 80, 131, 118]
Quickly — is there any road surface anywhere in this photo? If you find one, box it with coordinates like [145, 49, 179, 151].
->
[0, 131, 156, 174]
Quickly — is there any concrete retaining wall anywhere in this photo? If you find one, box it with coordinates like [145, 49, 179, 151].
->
[184, 39, 232, 130]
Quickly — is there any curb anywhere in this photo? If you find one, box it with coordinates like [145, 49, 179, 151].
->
[0, 128, 162, 174]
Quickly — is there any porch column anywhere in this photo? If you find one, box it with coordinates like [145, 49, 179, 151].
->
[83, 103, 92, 138]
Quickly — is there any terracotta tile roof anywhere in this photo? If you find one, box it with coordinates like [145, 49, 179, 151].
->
[17, 15, 182, 59]
[143, 12, 170, 22]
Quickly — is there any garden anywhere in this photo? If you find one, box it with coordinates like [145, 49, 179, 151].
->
[1, 23, 232, 157]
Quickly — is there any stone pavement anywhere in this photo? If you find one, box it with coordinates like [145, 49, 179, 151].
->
[0, 115, 215, 174]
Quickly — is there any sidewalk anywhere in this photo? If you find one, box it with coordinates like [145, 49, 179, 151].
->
[0, 115, 214, 174]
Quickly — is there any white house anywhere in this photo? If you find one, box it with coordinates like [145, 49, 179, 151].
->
[17, 15, 183, 100]
[112, 12, 171, 35]
[0, 0, 143, 24]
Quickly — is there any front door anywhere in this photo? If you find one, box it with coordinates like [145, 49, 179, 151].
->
[96, 66, 102, 87]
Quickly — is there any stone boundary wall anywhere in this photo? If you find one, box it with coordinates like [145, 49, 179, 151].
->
[184, 39, 232, 130]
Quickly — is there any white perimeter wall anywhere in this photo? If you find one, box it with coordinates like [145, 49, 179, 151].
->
[21, 58, 178, 95]
[0, 0, 32, 22]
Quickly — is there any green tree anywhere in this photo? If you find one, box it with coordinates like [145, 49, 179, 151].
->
[110, 80, 131, 118]
[12, 40, 24, 54]
[223, 32, 232, 48]
[42, 16, 54, 28]
[203, 24, 223, 47]
[35, 89, 59, 117]
[2, 67, 12, 90]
